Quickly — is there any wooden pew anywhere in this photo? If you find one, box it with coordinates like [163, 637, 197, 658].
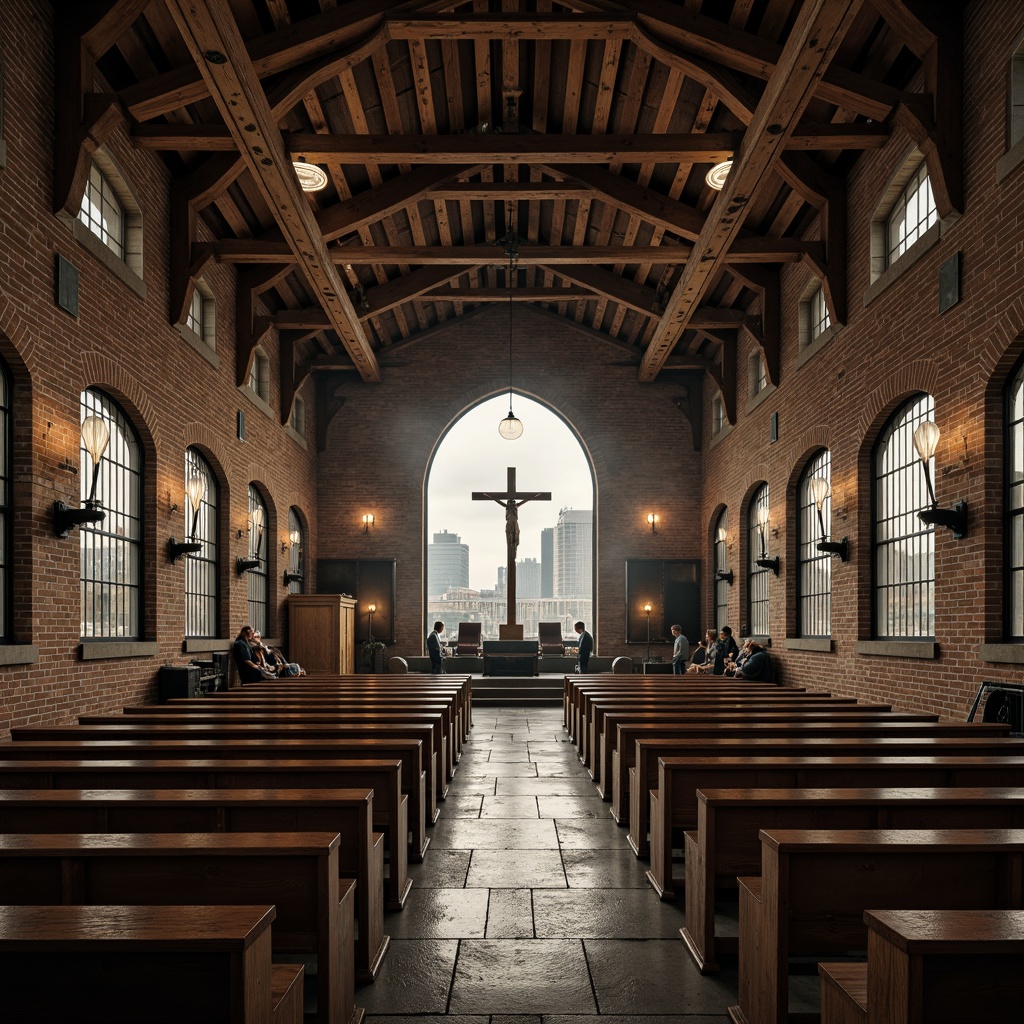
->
[634, 734, 1024, 866]
[0, 757, 410, 910]
[2, 735, 431, 862]
[682, 785, 1024, 974]
[728, 828, 1024, 1024]
[0, 787, 388, 982]
[603, 707, 927, 806]
[0, 903, 302, 1024]
[33, 715, 449, 808]
[647, 754, 1024, 901]
[819, 908, 1024, 1024]
[0, 831, 361, 1024]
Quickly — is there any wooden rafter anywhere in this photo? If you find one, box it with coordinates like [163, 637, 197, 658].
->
[639, 0, 866, 382]
[164, 0, 380, 382]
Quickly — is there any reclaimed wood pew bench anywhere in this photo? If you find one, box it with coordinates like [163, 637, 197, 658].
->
[729, 828, 1024, 1024]
[36, 715, 449, 809]
[0, 831, 361, 1024]
[180, 694, 460, 777]
[626, 733, 1019, 860]
[819, 908, 1024, 1024]
[3, 735, 431, 863]
[0, 786, 388, 983]
[603, 707, 925, 806]
[0, 757, 410, 910]
[648, 754, 1024, 901]
[683, 785, 1024, 974]
[0, 903, 301, 1024]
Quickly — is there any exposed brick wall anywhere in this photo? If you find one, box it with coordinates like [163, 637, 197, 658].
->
[0, 3, 318, 738]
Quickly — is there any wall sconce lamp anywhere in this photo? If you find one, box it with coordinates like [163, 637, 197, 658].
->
[54, 415, 110, 537]
[367, 603, 377, 640]
[236, 506, 264, 574]
[362, 513, 375, 534]
[755, 505, 781, 575]
[643, 603, 652, 663]
[283, 529, 304, 585]
[168, 473, 207, 562]
[913, 420, 968, 539]
[715, 569, 734, 586]
[807, 477, 849, 561]
[647, 513, 659, 533]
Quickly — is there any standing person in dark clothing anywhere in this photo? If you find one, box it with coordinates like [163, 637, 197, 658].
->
[574, 621, 593, 673]
[426, 621, 446, 673]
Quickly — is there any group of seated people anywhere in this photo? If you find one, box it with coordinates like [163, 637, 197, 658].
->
[687, 625, 773, 681]
[232, 624, 306, 683]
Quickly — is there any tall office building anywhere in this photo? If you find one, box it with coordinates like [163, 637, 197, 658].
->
[517, 557, 541, 599]
[553, 509, 593, 600]
[540, 528, 554, 598]
[427, 530, 469, 597]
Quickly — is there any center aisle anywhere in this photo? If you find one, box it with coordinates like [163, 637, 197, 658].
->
[354, 703, 737, 1021]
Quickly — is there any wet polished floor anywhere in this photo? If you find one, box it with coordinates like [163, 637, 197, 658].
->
[354, 704, 739, 1022]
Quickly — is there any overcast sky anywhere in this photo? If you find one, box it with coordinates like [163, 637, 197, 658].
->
[427, 394, 593, 589]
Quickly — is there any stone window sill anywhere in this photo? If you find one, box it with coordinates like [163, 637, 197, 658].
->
[80, 641, 160, 661]
[979, 643, 1024, 665]
[784, 637, 832, 653]
[184, 638, 233, 654]
[854, 639, 938, 660]
[996, 137, 1024, 184]
[66, 217, 147, 300]
[746, 381, 776, 415]
[707, 421, 733, 451]
[0, 644, 40, 666]
[241, 385, 275, 420]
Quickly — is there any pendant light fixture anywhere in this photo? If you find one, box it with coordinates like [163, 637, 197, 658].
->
[498, 227, 523, 440]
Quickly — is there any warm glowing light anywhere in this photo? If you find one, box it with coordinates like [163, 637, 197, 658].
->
[705, 159, 733, 190]
[293, 160, 328, 192]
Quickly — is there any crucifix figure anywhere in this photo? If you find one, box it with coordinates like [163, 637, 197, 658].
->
[472, 467, 551, 638]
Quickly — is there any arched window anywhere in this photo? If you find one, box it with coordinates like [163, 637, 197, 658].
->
[287, 507, 305, 595]
[246, 484, 269, 633]
[80, 388, 143, 639]
[797, 450, 832, 638]
[249, 348, 270, 403]
[1012, 36, 1024, 148]
[76, 152, 143, 279]
[184, 448, 218, 639]
[184, 279, 215, 350]
[874, 394, 935, 639]
[0, 357, 10, 640]
[886, 163, 936, 267]
[1007, 361, 1024, 637]
[747, 484, 771, 637]
[713, 508, 729, 631]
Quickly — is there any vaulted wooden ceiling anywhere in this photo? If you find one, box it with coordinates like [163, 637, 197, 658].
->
[61, 0, 961, 420]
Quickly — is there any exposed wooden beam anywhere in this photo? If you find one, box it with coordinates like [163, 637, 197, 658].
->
[164, 0, 380, 382]
[640, 0, 865, 382]
[423, 286, 597, 302]
[361, 265, 467, 320]
[80, 0, 151, 59]
[542, 263, 660, 317]
[386, 13, 633, 39]
[427, 181, 595, 200]
[207, 240, 816, 266]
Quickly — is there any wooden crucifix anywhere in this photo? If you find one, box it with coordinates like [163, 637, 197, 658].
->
[472, 467, 551, 639]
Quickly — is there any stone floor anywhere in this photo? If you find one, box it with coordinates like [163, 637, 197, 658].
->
[354, 704, 742, 1023]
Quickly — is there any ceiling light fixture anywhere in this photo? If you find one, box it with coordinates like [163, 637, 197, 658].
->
[498, 226, 523, 440]
[705, 159, 733, 191]
[293, 158, 328, 193]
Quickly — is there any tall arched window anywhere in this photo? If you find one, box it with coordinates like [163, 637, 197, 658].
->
[287, 507, 305, 595]
[1007, 361, 1024, 637]
[747, 484, 771, 637]
[797, 450, 832, 638]
[80, 388, 143, 639]
[0, 357, 10, 640]
[184, 448, 218, 639]
[874, 394, 935, 639]
[246, 484, 269, 633]
[713, 508, 729, 631]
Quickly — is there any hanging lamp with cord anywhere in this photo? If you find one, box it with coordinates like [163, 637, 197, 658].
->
[498, 225, 524, 440]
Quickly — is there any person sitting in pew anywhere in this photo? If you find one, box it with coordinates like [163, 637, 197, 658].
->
[688, 629, 719, 673]
[253, 631, 305, 676]
[724, 639, 753, 677]
[232, 625, 275, 683]
[736, 639, 773, 681]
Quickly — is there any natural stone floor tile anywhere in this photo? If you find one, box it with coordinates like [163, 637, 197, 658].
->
[534, 889, 684, 938]
[487, 752, 536, 763]
[554, 817, 633, 850]
[479, 796, 540, 818]
[386, 887, 489, 939]
[408, 849, 472, 888]
[486, 888, 535, 938]
[497, 778, 601, 797]
[466, 849, 567, 889]
[458, 764, 541, 778]
[449, 939, 597, 1014]
[355, 939, 458, 1014]
[430, 818, 560, 850]
[583, 939, 738, 1015]
[560, 849, 651, 888]
[531, 761, 593, 777]
[536, 796, 611, 819]
[365, 1017, 486, 1024]
[438, 795, 484, 818]
[544, 1016, 729, 1024]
